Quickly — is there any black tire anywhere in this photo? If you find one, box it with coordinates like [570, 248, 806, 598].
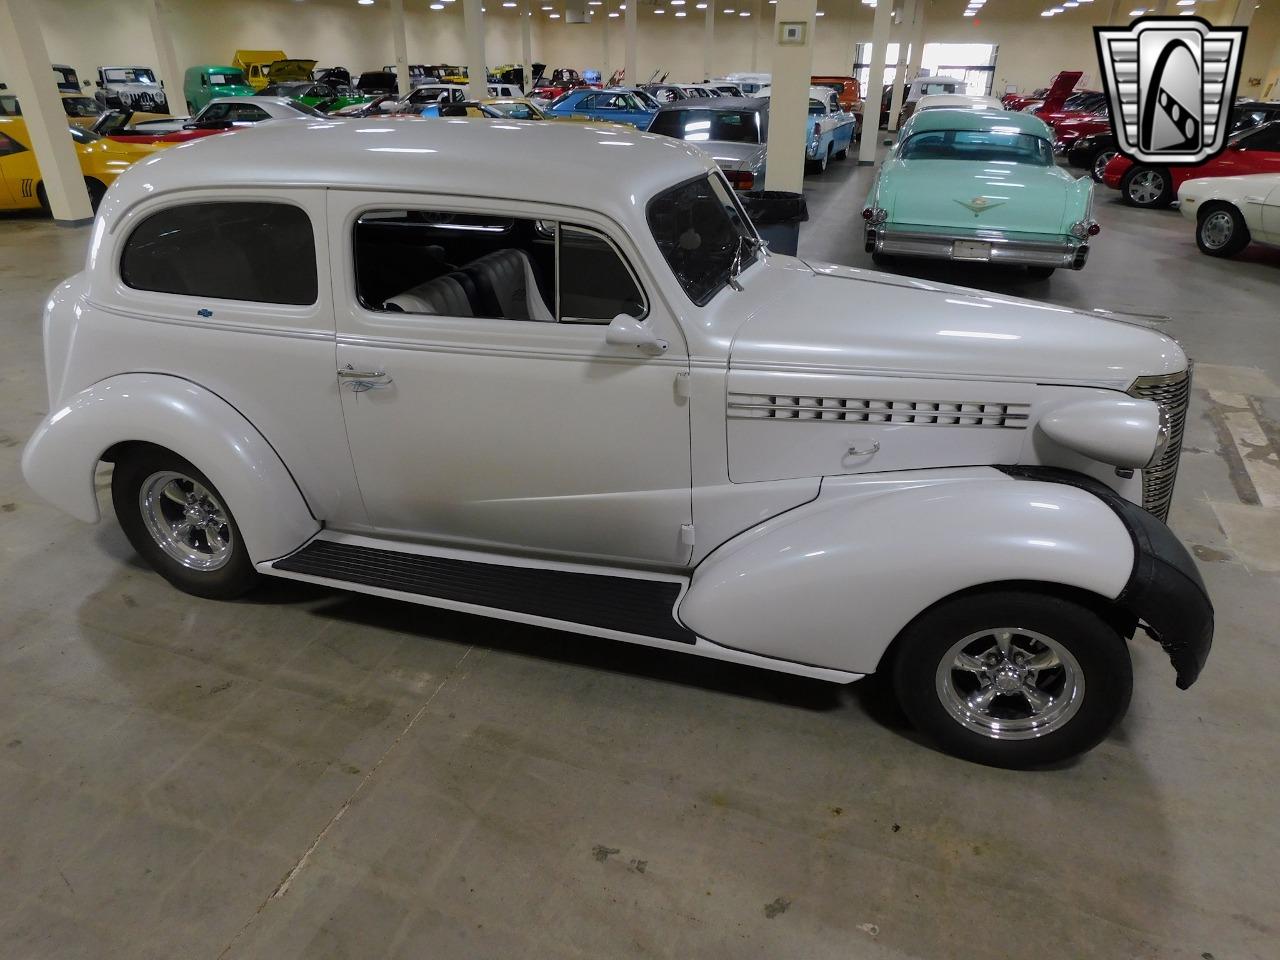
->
[111, 446, 259, 600]
[870, 250, 893, 267]
[1090, 149, 1118, 184]
[84, 178, 106, 212]
[1026, 265, 1056, 280]
[35, 182, 50, 215]
[1195, 202, 1251, 258]
[835, 139, 849, 160]
[1120, 165, 1173, 208]
[891, 590, 1133, 768]
[807, 145, 830, 174]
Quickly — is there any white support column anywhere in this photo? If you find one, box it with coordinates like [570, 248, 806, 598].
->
[704, 2, 715, 81]
[1229, 0, 1255, 27]
[764, 0, 818, 193]
[886, 0, 914, 132]
[464, 0, 488, 101]
[146, 0, 181, 115]
[625, 1, 638, 86]
[601, 7, 610, 79]
[906, 0, 925, 81]
[522, 0, 534, 94]
[857, 0, 893, 164]
[0, 0, 93, 224]
[391, 0, 412, 98]
[751, 0, 761, 71]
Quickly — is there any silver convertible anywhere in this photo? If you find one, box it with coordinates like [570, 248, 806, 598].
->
[23, 118, 1211, 768]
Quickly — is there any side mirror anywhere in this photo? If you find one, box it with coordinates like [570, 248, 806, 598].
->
[605, 314, 668, 354]
[96, 80, 103, 88]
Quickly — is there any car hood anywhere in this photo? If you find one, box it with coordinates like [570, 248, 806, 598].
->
[876, 158, 1082, 234]
[727, 258, 1185, 390]
[268, 59, 318, 82]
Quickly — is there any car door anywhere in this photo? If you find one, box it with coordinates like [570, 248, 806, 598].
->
[328, 192, 694, 566]
[1259, 181, 1280, 242]
[0, 127, 38, 209]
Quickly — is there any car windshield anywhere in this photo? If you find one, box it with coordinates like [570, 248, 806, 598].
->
[488, 101, 543, 120]
[105, 68, 156, 84]
[209, 71, 247, 86]
[547, 90, 580, 109]
[901, 128, 1053, 165]
[807, 99, 827, 116]
[62, 96, 103, 117]
[649, 108, 761, 144]
[285, 100, 327, 117]
[263, 83, 308, 97]
[648, 173, 760, 306]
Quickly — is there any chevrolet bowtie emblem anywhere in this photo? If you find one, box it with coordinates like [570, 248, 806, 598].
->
[956, 197, 1004, 216]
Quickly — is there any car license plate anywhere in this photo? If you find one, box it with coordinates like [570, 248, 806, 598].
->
[953, 240, 991, 260]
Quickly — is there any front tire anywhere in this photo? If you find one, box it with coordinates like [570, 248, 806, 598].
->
[1026, 265, 1056, 280]
[1120, 165, 1173, 208]
[1091, 149, 1118, 184]
[1196, 203, 1251, 257]
[891, 590, 1133, 768]
[111, 446, 259, 599]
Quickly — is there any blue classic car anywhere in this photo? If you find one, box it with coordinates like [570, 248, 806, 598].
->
[542, 88, 655, 128]
[863, 109, 1098, 279]
[802, 86, 857, 172]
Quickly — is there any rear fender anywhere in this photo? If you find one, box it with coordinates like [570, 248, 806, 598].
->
[22, 373, 318, 563]
[679, 469, 1134, 674]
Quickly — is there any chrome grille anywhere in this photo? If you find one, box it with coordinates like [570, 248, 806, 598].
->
[1128, 370, 1191, 522]
[728, 394, 1030, 428]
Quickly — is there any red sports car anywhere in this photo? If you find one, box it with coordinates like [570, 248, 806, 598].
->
[1102, 121, 1280, 207]
[1051, 111, 1113, 154]
[1004, 70, 1083, 114]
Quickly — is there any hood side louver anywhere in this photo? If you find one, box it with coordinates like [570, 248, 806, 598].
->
[728, 394, 1031, 428]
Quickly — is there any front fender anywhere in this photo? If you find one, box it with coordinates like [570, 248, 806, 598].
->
[22, 373, 318, 563]
[679, 469, 1134, 674]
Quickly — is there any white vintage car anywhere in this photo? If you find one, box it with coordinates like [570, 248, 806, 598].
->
[22, 119, 1212, 768]
[1177, 172, 1280, 257]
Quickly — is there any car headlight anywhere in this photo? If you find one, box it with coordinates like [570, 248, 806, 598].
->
[1037, 396, 1165, 469]
[1069, 219, 1101, 239]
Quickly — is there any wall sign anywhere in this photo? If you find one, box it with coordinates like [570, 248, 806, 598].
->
[778, 21, 807, 45]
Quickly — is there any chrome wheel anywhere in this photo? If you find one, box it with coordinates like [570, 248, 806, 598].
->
[138, 471, 234, 571]
[1128, 169, 1166, 205]
[1200, 210, 1235, 250]
[934, 627, 1085, 741]
[1092, 150, 1117, 182]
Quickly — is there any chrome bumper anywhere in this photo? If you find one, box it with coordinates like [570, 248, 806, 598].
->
[866, 224, 1090, 269]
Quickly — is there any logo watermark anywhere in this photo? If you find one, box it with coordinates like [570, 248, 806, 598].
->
[1094, 16, 1246, 165]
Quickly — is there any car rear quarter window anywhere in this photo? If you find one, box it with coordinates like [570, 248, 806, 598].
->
[121, 202, 317, 305]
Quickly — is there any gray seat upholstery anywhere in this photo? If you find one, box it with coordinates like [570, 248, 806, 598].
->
[384, 274, 474, 316]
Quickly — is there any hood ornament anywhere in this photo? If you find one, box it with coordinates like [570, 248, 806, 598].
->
[956, 196, 1005, 217]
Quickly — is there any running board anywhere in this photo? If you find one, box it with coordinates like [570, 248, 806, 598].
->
[261, 533, 862, 684]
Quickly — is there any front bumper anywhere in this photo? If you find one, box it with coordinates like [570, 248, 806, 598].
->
[1000, 466, 1213, 689]
[866, 223, 1090, 269]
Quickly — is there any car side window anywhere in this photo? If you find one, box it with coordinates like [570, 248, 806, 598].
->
[1244, 125, 1280, 151]
[352, 210, 642, 324]
[121, 201, 317, 305]
[0, 132, 25, 157]
[201, 103, 231, 121]
[229, 104, 270, 122]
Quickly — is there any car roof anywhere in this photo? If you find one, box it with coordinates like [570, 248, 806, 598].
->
[103, 118, 719, 222]
[904, 108, 1052, 138]
[654, 96, 765, 113]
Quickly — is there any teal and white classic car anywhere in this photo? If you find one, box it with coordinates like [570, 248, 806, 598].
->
[863, 109, 1099, 278]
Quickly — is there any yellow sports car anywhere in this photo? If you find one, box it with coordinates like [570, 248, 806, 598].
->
[0, 92, 107, 129]
[0, 116, 160, 212]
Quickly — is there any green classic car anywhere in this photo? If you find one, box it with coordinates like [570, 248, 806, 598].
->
[258, 81, 367, 113]
[183, 65, 255, 114]
[863, 109, 1098, 279]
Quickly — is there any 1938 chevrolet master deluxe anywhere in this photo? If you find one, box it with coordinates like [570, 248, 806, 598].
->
[22, 119, 1211, 768]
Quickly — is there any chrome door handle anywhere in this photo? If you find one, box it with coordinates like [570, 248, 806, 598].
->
[338, 364, 393, 391]
[846, 440, 881, 457]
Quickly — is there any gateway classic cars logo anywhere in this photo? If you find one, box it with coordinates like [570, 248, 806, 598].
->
[1094, 16, 1247, 165]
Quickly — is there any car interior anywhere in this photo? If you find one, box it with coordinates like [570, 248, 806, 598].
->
[353, 211, 644, 322]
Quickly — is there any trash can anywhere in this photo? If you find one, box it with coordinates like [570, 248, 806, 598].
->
[740, 190, 809, 257]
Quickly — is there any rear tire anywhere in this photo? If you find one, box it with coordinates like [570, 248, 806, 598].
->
[891, 590, 1133, 768]
[1120, 165, 1173, 208]
[1196, 203, 1250, 257]
[84, 178, 106, 212]
[111, 446, 259, 600]
[1026, 266, 1056, 279]
[870, 251, 893, 267]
